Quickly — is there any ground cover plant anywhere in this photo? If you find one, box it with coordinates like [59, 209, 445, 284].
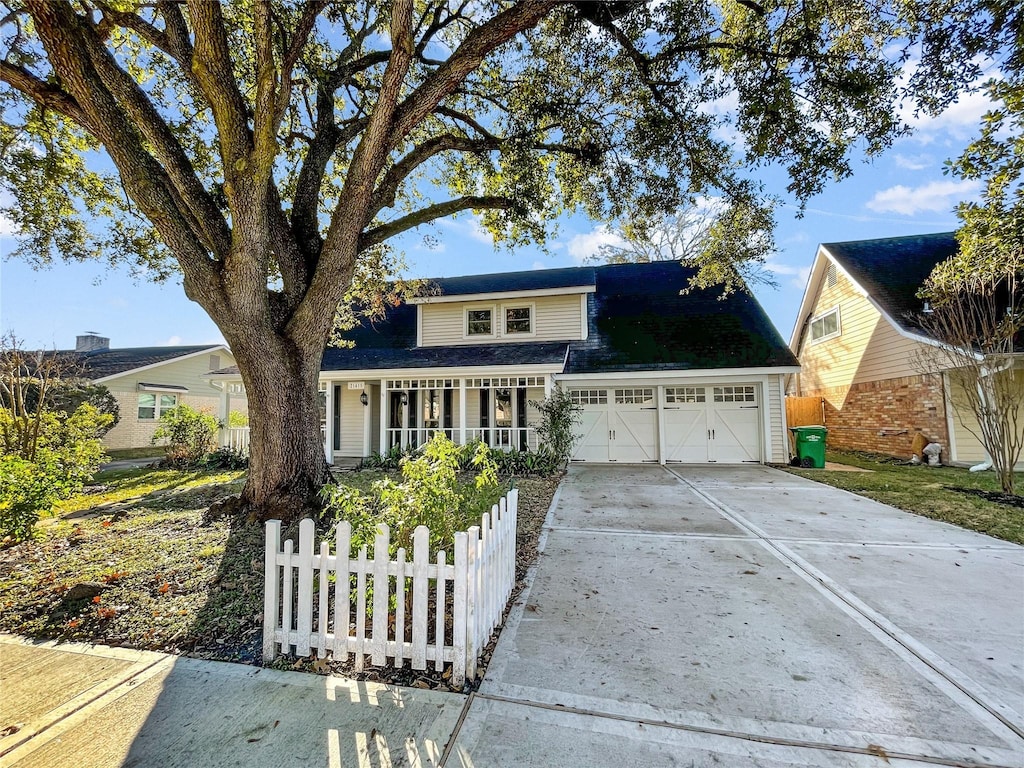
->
[782, 450, 1024, 544]
[0, 461, 560, 690]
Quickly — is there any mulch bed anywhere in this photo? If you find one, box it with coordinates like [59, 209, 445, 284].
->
[945, 486, 1024, 509]
[273, 473, 562, 691]
[0, 471, 562, 694]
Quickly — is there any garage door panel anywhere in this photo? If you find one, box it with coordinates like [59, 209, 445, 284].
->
[664, 407, 708, 463]
[615, 409, 658, 462]
[713, 407, 761, 463]
[573, 409, 609, 462]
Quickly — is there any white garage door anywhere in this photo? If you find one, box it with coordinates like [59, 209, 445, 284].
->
[664, 385, 760, 463]
[571, 388, 658, 462]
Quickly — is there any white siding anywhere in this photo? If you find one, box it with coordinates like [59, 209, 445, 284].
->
[420, 294, 584, 346]
[337, 386, 365, 457]
[766, 375, 786, 463]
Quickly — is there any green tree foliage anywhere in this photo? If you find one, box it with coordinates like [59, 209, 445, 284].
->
[322, 433, 500, 556]
[0, 0, 1005, 519]
[0, 335, 113, 541]
[152, 404, 221, 467]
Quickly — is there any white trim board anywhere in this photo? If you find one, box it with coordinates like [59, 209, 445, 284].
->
[409, 285, 595, 304]
[94, 345, 229, 384]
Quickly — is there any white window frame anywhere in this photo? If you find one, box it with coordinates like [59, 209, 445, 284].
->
[464, 304, 497, 339]
[501, 302, 535, 337]
[809, 306, 841, 344]
[138, 392, 178, 420]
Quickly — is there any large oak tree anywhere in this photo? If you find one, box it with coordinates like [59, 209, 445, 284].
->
[0, 0, 1003, 520]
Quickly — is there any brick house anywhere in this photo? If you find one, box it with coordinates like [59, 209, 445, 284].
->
[63, 334, 244, 450]
[788, 232, 1022, 465]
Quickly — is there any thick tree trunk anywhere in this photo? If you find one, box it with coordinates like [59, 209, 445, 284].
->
[228, 332, 330, 523]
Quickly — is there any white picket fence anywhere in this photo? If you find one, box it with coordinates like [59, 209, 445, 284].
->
[262, 489, 518, 687]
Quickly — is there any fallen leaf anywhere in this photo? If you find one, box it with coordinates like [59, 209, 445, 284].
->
[158, 582, 170, 595]
[67, 619, 80, 628]
[92, 595, 102, 604]
[102, 521, 112, 528]
[866, 744, 890, 764]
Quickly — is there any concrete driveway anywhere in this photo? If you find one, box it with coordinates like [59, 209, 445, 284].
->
[449, 464, 1024, 767]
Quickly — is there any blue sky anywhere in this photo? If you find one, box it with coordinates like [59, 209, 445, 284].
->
[0, 73, 989, 352]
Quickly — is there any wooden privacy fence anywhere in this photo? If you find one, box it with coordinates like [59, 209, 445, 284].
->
[262, 489, 518, 688]
[786, 396, 825, 428]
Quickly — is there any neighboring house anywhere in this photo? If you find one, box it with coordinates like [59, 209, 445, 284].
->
[62, 334, 242, 450]
[788, 232, 1022, 465]
[212, 261, 798, 465]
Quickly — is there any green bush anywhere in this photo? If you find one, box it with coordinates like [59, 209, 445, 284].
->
[227, 410, 249, 428]
[530, 387, 582, 464]
[489, 446, 563, 476]
[324, 433, 501, 557]
[152, 405, 220, 467]
[203, 446, 249, 469]
[0, 403, 112, 542]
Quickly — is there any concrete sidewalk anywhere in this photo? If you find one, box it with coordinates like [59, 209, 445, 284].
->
[0, 636, 465, 767]
[449, 464, 1024, 767]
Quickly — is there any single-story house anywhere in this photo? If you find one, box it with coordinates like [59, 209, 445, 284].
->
[62, 334, 243, 450]
[788, 232, 1023, 465]
[213, 261, 798, 464]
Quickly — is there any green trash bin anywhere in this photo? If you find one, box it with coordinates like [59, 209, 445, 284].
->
[790, 426, 827, 468]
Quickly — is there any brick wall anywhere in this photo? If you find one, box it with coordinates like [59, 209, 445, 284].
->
[103, 392, 221, 450]
[802, 374, 949, 458]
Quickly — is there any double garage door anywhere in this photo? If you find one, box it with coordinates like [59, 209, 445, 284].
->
[571, 385, 761, 464]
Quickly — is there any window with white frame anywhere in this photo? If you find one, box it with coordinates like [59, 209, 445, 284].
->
[614, 388, 654, 405]
[713, 386, 756, 403]
[809, 307, 840, 342]
[570, 389, 607, 405]
[138, 392, 178, 420]
[504, 306, 532, 335]
[466, 308, 493, 336]
[665, 387, 706, 403]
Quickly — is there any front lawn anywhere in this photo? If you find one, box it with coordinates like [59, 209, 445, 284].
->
[782, 450, 1024, 545]
[0, 465, 559, 683]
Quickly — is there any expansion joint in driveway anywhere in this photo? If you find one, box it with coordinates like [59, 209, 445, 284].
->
[469, 691, 1021, 768]
[662, 465, 1024, 747]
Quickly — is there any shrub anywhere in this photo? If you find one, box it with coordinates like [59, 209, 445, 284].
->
[489, 446, 563, 476]
[203, 446, 249, 469]
[0, 403, 112, 542]
[152, 405, 220, 467]
[228, 410, 249, 428]
[530, 387, 582, 464]
[323, 433, 501, 557]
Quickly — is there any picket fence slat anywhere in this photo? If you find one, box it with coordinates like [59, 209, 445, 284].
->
[263, 489, 518, 688]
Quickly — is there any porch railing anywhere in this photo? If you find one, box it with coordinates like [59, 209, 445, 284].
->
[226, 427, 250, 455]
[386, 426, 538, 452]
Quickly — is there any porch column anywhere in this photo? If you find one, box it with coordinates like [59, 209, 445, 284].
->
[218, 387, 230, 447]
[379, 379, 388, 454]
[323, 379, 333, 463]
[459, 378, 467, 445]
[544, 374, 553, 398]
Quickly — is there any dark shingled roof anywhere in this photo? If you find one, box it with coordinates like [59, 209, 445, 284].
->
[317, 261, 795, 374]
[61, 345, 221, 380]
[565, 262, 797, 373]
[426, 265, 596, 297]
[822, 232, 958, 333]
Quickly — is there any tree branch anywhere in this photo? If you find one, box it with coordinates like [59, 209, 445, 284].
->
[0, 62, 91, 127]
[360, 195, 515, 250]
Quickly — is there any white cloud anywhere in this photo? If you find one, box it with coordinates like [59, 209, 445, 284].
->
[565, 225, 626, 263]
[531, 261, 545, 271]
[165, 335, 183, 345]
[865, 179, 980, 216]
[0, 214, 16, 238]
[763, 258, 812, 289]
[892, 153, 934, 171]
[898, 59, 999, 145]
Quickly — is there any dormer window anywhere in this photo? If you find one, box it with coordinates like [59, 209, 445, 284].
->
[504, 306, 532, 335]
[466, 308, 493, 336]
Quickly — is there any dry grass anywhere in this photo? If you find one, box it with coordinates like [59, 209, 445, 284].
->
[0, 465, 562, 682]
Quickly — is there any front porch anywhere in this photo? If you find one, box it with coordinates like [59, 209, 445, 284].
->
[220, 373, 555, 463]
